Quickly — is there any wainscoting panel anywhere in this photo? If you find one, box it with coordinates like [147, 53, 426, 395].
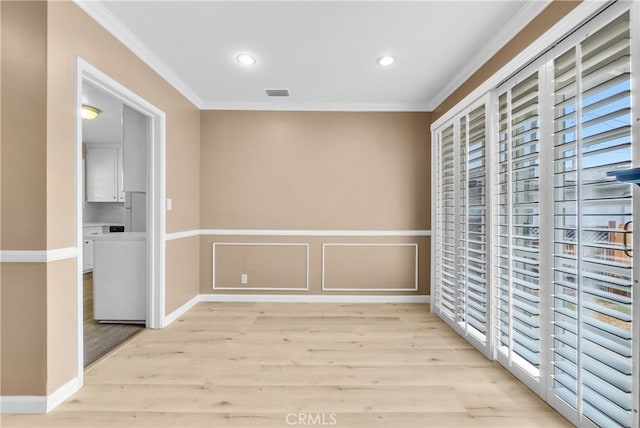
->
[322, 243, 418, 291]
[212, 243, 309, 291]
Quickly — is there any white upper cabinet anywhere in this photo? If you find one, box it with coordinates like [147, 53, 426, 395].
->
[86, 144, 123, 202]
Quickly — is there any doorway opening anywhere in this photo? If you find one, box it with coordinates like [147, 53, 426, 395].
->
[74, 58, 166, 381]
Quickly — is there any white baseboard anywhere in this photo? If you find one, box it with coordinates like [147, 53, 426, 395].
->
[1, 377, 80, 414]
[200, 294, 430, 304]
[163, 295, 200, 327]
[0, 395, 46, 414]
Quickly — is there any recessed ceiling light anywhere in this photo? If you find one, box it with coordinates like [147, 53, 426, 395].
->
[377, 56, 395, 66]
[236, 53, 256, 65]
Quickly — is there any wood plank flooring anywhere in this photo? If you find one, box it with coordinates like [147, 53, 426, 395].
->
[1, 303, 572, 427]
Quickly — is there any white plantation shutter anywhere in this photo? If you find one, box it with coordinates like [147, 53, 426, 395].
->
[434, 124, 456, 320]
[495, 71, 542, 375]
[432, 5, 637, 425]
[460, 106, 488, 337]
[433, 104, 489, 352]
[552, 12, 633, 427]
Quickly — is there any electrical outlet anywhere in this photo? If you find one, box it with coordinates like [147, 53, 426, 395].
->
[241, 274, 248, 284]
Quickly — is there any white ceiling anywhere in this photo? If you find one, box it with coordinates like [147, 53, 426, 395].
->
[77, 0, 550, 112]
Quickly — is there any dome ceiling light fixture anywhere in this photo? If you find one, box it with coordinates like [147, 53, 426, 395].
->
[81, 105, 101, 120]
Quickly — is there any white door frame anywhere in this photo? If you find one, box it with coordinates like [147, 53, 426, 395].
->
[74, 57, 166, 384]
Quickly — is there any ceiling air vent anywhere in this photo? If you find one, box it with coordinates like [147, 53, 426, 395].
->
[265, 89, 290, 97]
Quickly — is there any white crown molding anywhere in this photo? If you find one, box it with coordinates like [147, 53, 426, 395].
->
[200, 294, 430, 304]
[199, 101, 432, 112]
[72, 0, 203, 108]
[1, 377, 80, 414]
[427, 0, 552, 111]
[0, 247, 78, 263]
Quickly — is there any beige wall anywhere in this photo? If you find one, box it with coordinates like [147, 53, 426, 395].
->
[214, 243, 309, 290]
[1, 0, 47, 251]
[1, 0, 200, 397]
[324, 244, 417, 291]
[433, 0, 581, 119]
[201, 236, 430, 295]
[0, 0, 49, 397]
[1, 263, 47, 395]
[200, 110, 431, 296]
[165, 237, 199, 314]
[45, 258, 77, 394]
[201, 111, 431, 230]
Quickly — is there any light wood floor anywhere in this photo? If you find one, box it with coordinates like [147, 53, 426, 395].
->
[2, 303, 572, 427]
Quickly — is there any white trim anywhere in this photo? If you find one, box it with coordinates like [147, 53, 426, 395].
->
[0, 396, 46, 414]
[0, 247, 78, 263]
[199, 100, 431, 112]
[428, 0, 552, 111]
[74, 57, 84, 389]
[200, 294, 430, 304]
[45, 377, 81, 412]
[321, 243, 419, 292]
[0, 377, 81, 414]
[168, 229, 431, 240]
[75, 57, 167, 330]
[165, 229, 200, 241]
[431, 1, 609, 131]
[212, 242, 310, 291]
[430, 124, 439, 316]
[163, 295, 200, 327]
[72, 0, 202, 108]
[200, 229, 431, 237]
[75, 58, 167, 397]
